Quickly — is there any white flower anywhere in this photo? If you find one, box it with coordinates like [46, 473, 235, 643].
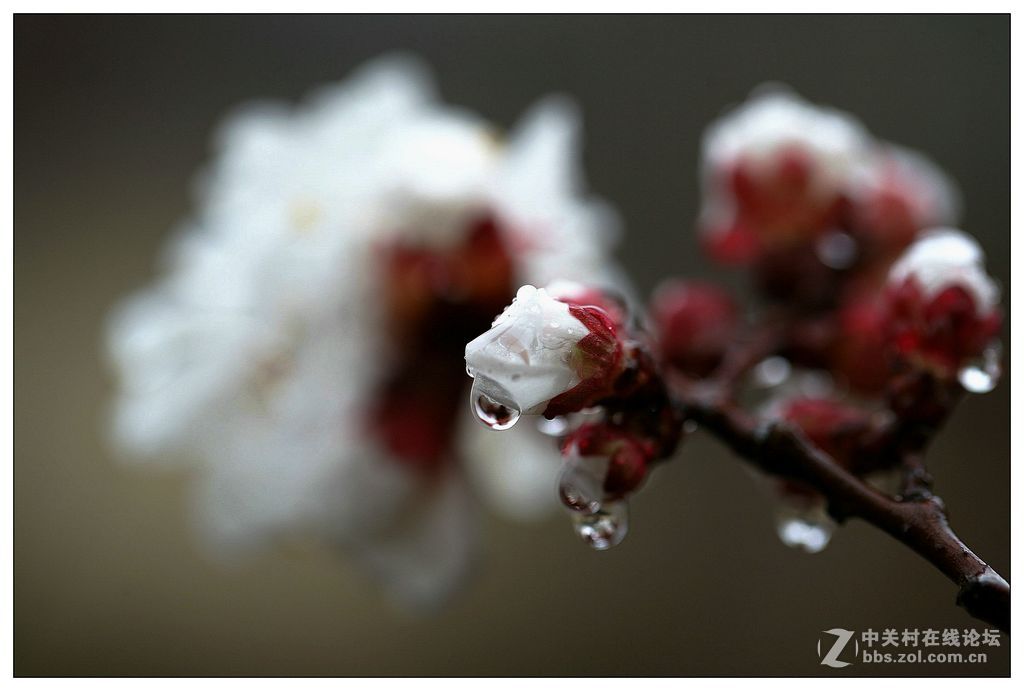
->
[888, 228, 999, 313]
[105, 54, 622, 607]
[465, 285, 590, 416]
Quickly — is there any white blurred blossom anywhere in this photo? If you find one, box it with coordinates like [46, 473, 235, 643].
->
[106, 55, 622, 607]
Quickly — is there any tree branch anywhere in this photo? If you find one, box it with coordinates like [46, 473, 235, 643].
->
[673, 384, 1010, 632]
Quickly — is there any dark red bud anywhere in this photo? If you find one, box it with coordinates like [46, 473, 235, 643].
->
[650, 280, 738, 378]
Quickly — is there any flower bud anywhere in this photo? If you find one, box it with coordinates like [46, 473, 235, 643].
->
[699, 88, 871, 263]
[464, 284, 624, 424]
[559, 422, 654, 502]
[650, 280, 738, 378]
[544, 279, 630, 330]
[832, 299, 891, 394]
[884, 229, 1002, 377]
[847, 145, 960, 256]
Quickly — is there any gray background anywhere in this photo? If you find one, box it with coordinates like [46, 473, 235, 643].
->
[15, 14, 1009, 676]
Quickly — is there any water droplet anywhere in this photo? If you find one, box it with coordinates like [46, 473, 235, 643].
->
[470, 376, 521, 430]
[774, 502, 835, 554]
[958, 344, 1001, 394]
[558, 455, 609, 513]
[816, 230, 858, 269]
[537, 416, 570, 437]
[571, 501, 628, 550]
[752, 356, 791, 388]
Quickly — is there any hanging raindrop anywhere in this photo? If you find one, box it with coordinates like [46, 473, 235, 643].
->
[815, 230, 858, 270]
[557, 455, 609, 514]
[752, 356, 792, 388]
[571, 500, 629, 551]
[957, 344, 1001, 394]
[537, 415, 571, 437]
[774, 501, 835, 554]
[469, 376, 521, 430]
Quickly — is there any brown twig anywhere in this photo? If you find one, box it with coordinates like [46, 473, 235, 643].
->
[671, 379, 1010, 632]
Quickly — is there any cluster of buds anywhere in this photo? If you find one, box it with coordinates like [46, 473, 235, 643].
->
[465, 87, 1003, 554]
[661, 88, 1002, 552]
[741, 227, 1003, 553]
[681, 88, 1003, 395]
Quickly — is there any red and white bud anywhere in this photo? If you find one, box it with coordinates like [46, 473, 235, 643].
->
[559, 422, 655, 504]
[464, 284, 624, 427]
[544, 279, 630, 329]
[884, 229, 1002, 381]
[554, 422, 654, 551]
[699, 88, 871, 263]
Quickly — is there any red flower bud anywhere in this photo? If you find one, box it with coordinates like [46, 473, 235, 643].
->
[560, 422, 655, 499]
[883, 230, 1002, 378]
[650, 280, 738, 378]
[832, 299, 891, 394]
[847, 145, 959, 258]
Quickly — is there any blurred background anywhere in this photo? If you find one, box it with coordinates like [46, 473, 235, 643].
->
[15, 14, 1008, 676]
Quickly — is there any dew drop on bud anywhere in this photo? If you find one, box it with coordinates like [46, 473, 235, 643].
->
[558, 455, 609, 514]
[752, 356, 791, 388]
[774, 503, 835, 554]
[537, 416, 570, 437]
[958, 344, 1001, 394]
[815, 230, 858, 270]
[571, 501, 629, 551]
[469, 376, 521, 430]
